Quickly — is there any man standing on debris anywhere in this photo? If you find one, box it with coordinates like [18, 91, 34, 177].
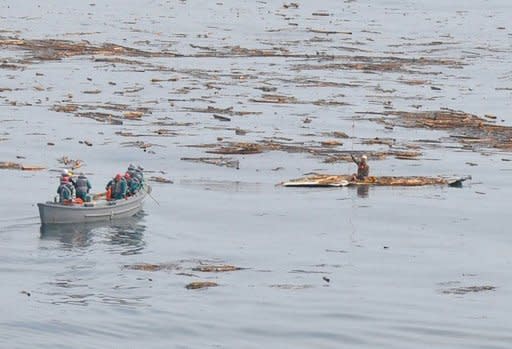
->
[351, 154, 369, 180]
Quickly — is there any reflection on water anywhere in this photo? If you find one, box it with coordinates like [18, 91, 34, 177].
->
[40, 212, 147, 254]
[40, 223, 94, 248]
[105, 214, 147, 255]
[356, 185, 370, 198]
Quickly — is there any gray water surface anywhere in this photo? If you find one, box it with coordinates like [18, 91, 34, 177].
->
[1, 1, 512, 348]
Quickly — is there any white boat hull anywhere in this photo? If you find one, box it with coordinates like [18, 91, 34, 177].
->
[38, 185, 151, 224]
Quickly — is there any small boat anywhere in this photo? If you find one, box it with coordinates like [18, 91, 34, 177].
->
[38, 184, 152, 224]
[282, 174, 470, 188]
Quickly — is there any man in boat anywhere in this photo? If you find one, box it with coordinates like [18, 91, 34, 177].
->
[136, 165, 144, 181]
[351, 154, 369, 180]
[60, 169, 76, 198]
[125, 172, 140, 195]
[128, 164, 144, 184]
[61, 169, 76, 187]
[74, 173, 92, 201]
[107, 173, 127, 200]
[57, 177, 73, 204]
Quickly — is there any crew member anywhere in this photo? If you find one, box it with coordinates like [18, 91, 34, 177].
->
[75, 173, 92, 200]
[57, 177, 73, 204]
[125, 172, 141, 195]
[110, 173, 127, 200]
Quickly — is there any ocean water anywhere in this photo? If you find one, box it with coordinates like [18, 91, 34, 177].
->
[1, 1, 512, 348]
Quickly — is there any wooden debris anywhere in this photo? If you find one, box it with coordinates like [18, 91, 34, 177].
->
[192, 264, 242, 272]
[213, 114, 231, 122]
[308, 29, 351, 35]
[207, 142, 263, 155]
[0, 37, 177, 61]
[0, 161, 21, 170]
[77, 112, 123, 125]
[123, 111, 144, 119]
[183, 106, 261, 117]
[53, 104, 78, 113]
[21, 164, 46, 171]
[78, 140, 93, 147]
[293, 56, 461, 74]
[250, 94, 298, 104]
[191, 141, 421, 162]
[362, 137, 395, 146]
[283, 2, 299, 9]
[331, 131, 349, 139]
[148, 176, 173, 184]
[124, 263, 162, 271]
[123, 263, 179, 271]
[442, 285, 496, 295]
[181, 157, 240, 169]
[0, 162, 45, 171]
[270, 284, 314, 290]
[282, 174, 470, 187]
[381, 110, 512, 150]
[185, 281, 218, 290]
[52, 103, 149, 125]
[321, 140, 342, 147]
[82, 89, 101, 94]
[57, 156, 83, 169]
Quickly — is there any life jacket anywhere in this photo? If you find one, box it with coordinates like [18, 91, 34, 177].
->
[129, 177, 141, 193]
[112, 178, 125, 197]
[132, 170, 143, 183]
[59, 184, 72, 202]
[75, 176, 89, 194]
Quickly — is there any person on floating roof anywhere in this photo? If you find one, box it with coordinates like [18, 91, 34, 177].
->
[351, 154, 369, 180]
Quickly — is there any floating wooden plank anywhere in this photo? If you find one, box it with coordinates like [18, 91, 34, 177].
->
[148, 176, 173, 184]
[282, 174, 470, 188]
[1, 161, 45, 171]
[21, 164, 46, 171]
[185, 281, 218, 290]
[192, 264, 242, 272]
[0, 161, 21, 170]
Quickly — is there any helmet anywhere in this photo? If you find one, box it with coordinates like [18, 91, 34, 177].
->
[128, 164, 135, 170]
[115, 174, 122, 180]
[61, 169, 69, 176]
[361, 155, 368, 161]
